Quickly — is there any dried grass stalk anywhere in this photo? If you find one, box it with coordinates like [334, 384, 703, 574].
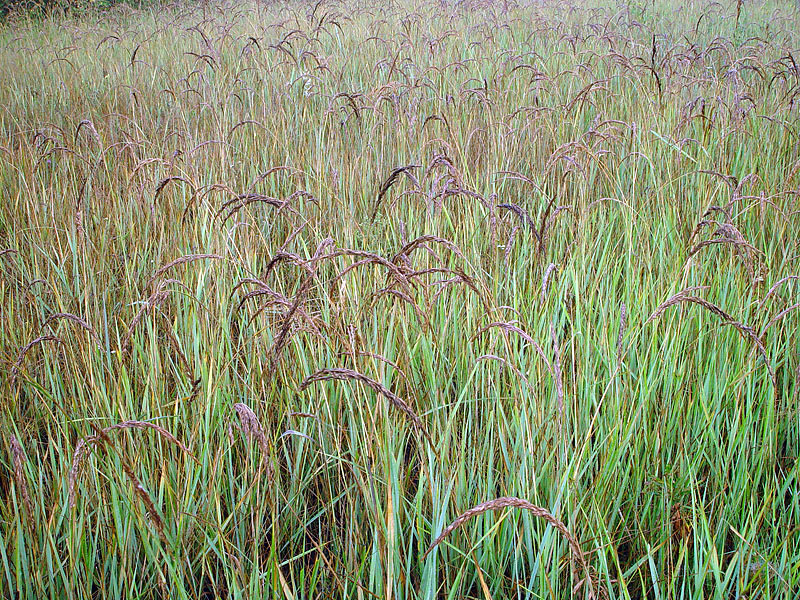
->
[687, 237, 760, 258]
[541, 263, 558, 302]
[423, 497, 587, 579]
[338, 351, 410, 383]
[646, 290, 776, 388]
[420, 267, 489, 311]
[504, 225, 519, 264]
[300, 368, 429, 440]
[101, 421, 194, 455]
[472, 321, 553, 375]
[74, 119, 100, 143]
[476, 354, 530, 389]
[616, 303, 627, 364]
[541, 205, 573, 251]
[370, 286, 428, 325]
[232, 404, 270, 455]
[119, 456, 167, 544]
[266, 273, 315, 371]
[329, 249, 409, 284]
[760, 275, 798, 306]
[686, 234, 760, 278]
[643, 288, 716, 323]
[43, 313, 99, 343]
[235, 284, 293, 312]
[68, 436, 99, 507]
[154, 176, 196, 203]
[7, 434, 33, 518]
[498, 203, 540, 242]
[760, 303, 800, 335]
[391, 235, 468, 266]
[146, 254, 223, 287]
[10, 335, 61, 384]
[233, 403, 273, 479]
[68, 420, 194, 508]
[451, 268, 490, 308]
[328, 258, 377, 294]
[372, 165, 421, 220]
[550, 324, 565, 423]
[215, 193, 288, 223]
[262, 250, 317, 283]
[120, 280, 175, 353]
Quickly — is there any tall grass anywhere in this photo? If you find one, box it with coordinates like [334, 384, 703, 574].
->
[0, 0, 798, 597]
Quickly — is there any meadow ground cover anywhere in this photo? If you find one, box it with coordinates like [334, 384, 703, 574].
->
[0, 0, 799, 597]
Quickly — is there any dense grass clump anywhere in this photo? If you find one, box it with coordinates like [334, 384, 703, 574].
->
[0, 0, 799, 597]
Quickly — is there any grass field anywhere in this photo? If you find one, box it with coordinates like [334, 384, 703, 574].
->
[0, 0, 799, 597]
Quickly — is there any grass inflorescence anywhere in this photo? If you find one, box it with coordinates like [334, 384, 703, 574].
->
[0, 0, 799, 597]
